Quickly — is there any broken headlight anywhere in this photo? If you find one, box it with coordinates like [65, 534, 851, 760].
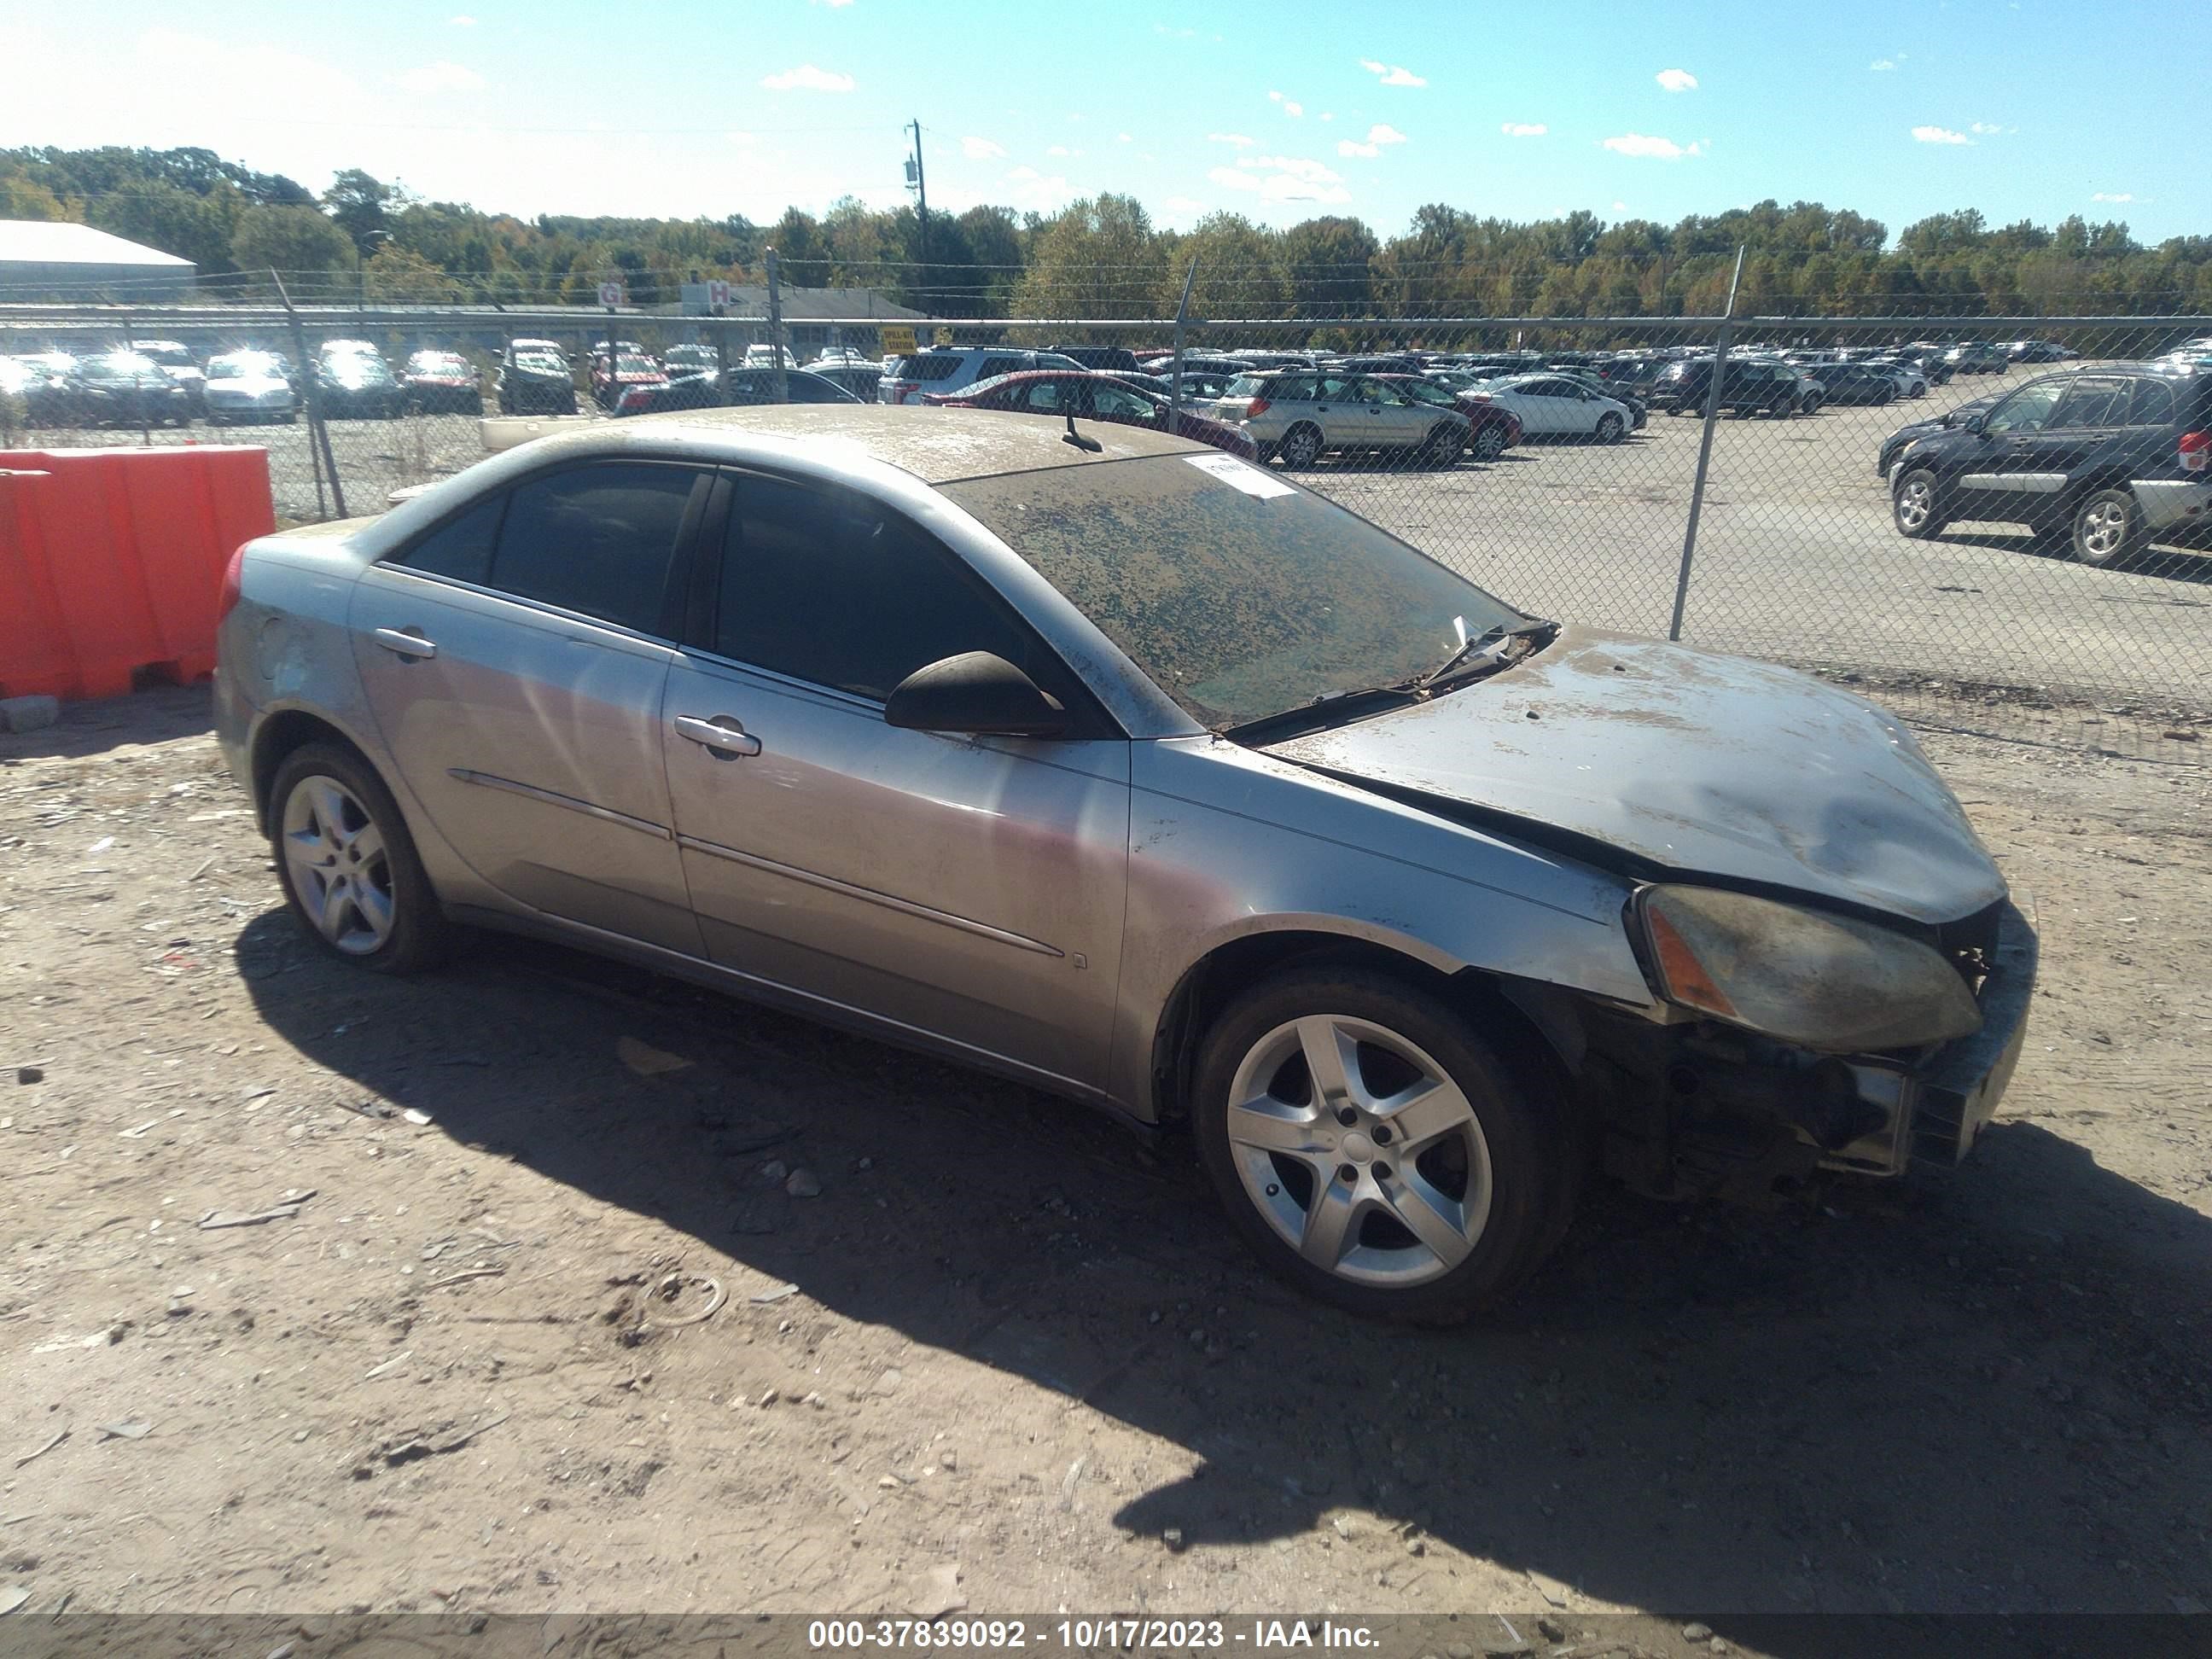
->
[1633, 884, 1982, 1053]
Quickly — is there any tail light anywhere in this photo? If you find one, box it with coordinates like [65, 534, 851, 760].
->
[2181, 430, 2210, 473]
[218, 545, 246, 623]
[1244, 397, 1270, 419]
[888, 381, 918, 405]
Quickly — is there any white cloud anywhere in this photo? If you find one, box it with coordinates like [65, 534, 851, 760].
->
[1969, 121, 2005, 135]
[1046, 143, 1070, 157]
[1207, 132, 1257, 148]
[1336, 122, 1407, 160]
[1266, 90, 1305, 117]
[1163, 195, 1204, 214]
[1154, 21, 1195, 36]
[1656, 68, 1698, 92]
[1004, 165, 1074, 209]
[1500, 121, 1547, 137]
[1357, 57, 1427, 87]
[1602, 132, 1701, 160]
[1911, 124, 1972, 144]
[1209, 154, 1352, 204]
[959, 135, 1004, 160]
[1870, 57, 1896, 70]
[2093, 191, 2136, 203]
[1319, 112, 1334, 121]
[1116, 131, 1132, 143]
[760, 63, 855, 92]
[395, 60, 484, 93]
[810, 0, 855, 7]
[448, 14, 475, 24]
[1611, 200, 1628, 212]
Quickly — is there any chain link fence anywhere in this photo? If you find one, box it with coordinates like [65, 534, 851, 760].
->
[3, 290, 2206, 759]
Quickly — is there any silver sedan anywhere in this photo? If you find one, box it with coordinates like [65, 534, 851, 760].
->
[214, 407, 2035, 1321]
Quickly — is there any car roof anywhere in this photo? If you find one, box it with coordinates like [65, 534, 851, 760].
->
[459, 404, 1212, 486]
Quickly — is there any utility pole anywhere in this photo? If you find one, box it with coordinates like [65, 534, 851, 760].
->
[905, 119, 929, 313]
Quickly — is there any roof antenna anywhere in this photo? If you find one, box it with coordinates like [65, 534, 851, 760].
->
[1062, 411, 1103, 453]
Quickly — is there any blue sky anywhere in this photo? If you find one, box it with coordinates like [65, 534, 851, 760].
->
[0, 1, 2192, 243]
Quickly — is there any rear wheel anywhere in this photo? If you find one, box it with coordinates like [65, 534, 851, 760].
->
[1471, 422, 1508, 461]
[270, 742, 453, 975]
[2070, 487, 2145, 568]
[1892, 467, 1947, 539]
[1278, 422, 1324, 469]
[1419, 422, 1464, 468]
[1192, 967, 1574, 1322]
[1595, 411, 1626, 444]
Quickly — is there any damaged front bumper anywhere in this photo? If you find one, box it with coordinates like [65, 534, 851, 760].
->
[1579, 897, 2038, 1199]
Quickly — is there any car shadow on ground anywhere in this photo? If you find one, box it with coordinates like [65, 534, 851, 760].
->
[1935, 530, 2212, 587]
[0, 681, 214, 763]
[236, 913, 2212, 1630]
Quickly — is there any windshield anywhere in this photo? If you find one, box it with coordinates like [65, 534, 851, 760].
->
[1390, 379, 1456, 408]
[134, 346, 190, 367]
[84, 352, 158, 380]
[942, 454, 1521, 729]
[207, 358, 269, 380]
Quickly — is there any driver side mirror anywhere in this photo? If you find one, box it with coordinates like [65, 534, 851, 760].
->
[884, 651, 1067, 738]
[1962, 414, 1987, 434]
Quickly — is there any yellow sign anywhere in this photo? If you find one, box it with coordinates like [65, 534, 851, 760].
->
[882, 326, 917, 356]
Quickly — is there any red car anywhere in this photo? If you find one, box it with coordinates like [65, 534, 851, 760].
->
[401, 350, 483, 415]
[924, 370, 1260, 460]
[1371, 374, 1522, 460]
[591, 349, 667, 411]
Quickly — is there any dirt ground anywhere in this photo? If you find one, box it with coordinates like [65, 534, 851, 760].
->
[2, 684, 2209, 1647]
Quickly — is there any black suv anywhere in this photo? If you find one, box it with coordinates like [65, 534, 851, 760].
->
[1889, 362, 2212, 565]
[1648, 357, 1802, 417]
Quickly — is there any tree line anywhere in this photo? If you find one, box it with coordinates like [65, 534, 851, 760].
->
[4, 143, 2207, 324]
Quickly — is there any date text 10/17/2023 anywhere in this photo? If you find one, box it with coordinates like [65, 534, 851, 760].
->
[806, 1619, 1382, 1650]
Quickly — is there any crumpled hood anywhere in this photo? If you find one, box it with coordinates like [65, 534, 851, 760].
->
[1261, 626, 2006, 925]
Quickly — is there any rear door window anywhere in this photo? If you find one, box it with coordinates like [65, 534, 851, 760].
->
[2126, 379, 2177, 427]
[393, 495, 504, 585]
[895, 354, 960, 382]
[2049, 377, 2129, 428]
[489, 463, 704, 635]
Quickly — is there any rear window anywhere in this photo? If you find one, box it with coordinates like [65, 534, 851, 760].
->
[2128, 379, 2177, 426]
[978, 357, 1023, 379]
[888, 353, 959, 382]
[1223, 375, 1266, 398]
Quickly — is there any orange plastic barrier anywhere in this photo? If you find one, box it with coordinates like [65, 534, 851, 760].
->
[0, 445, 275, 700]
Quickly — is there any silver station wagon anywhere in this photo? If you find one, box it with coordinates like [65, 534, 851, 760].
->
[215, 408, 2035, 1321]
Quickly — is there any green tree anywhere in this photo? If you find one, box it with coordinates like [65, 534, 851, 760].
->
[364, 242, 466, 304]
[1279, 217, 1377, 317]
[1009, 194, 1163, 333]
[231, 203, 352, 279]
[87, 181, 241, 272]
[1158, 212, 1289, 321]
[323, 168, 398, 255]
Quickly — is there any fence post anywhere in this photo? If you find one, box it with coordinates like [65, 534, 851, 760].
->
[272, 270, 342, 521]
[1668, 244, 1745, 643]
[765, 248, 789, 403]
[1168, 256, 1200, 439]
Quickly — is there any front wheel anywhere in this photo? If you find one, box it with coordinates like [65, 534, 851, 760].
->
[2071, 487, 2145, 568]
[270, 742, 454, 974]
[1419, 422, 1464, 468]
[1892, 467, 1947, 539]
[1193, 967, 1574, 1322]
[1595, 411, 1626, 444]
[1471, 422, 1508, 460]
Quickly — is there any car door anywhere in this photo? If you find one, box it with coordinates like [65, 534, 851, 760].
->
[1948, 377, 2070, 521]
[658, 470, 1132, 1096]
[1519, 378, 1574, 434]
[349, 460, 711, 953]
[1309, 374, 1361, 446]
[1084, 378, 1166, 434]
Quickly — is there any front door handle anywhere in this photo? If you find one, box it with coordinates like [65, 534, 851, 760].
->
[673, 714, 761, 758]
[372, 627, 437, 660]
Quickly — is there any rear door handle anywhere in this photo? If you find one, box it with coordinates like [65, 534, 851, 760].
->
[673, 714, 762, 758]
[372, 627, 437, 660]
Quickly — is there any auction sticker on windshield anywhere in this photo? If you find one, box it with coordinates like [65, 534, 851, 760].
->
[1185, 452, 1295, 498]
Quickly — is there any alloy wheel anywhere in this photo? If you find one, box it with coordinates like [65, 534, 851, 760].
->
[281, 774, 397, 957]
[2077, 498, 2128, 562]
[1223, 1015, 1493, 1289]
[1895, 476, 1935, 532]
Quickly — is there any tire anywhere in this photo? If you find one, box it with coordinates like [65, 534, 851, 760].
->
[1595, 411, 1626, 444]
[1768, 395, 1792, 420]
[1471, 422, 1508, 461]
[1892, 467, 1947, 539]
[1910, 382, 1928, 399]
[1278, 422, 1324, 469]
[269, 742, 453, 975]
[2070, 487, 2145, 568]
[1191, 965, 1575, 1323]
[1876, 383, 1896, 405]
[1419, 422, 1464, 468]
